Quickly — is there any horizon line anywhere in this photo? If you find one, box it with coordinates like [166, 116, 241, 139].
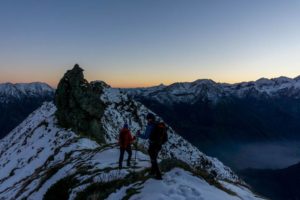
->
[1, 74, 300, 89]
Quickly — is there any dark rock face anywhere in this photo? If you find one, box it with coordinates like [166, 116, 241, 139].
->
[55, 64, 106, 143]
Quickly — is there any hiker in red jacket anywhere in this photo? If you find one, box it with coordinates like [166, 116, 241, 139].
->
[118, 123, 135, 169]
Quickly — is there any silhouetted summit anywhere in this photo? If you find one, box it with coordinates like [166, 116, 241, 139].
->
[55, 64, 106, 143]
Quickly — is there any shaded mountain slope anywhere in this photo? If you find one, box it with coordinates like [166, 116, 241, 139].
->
[239, 162, 300, 200]
[0, 82, 54, 139]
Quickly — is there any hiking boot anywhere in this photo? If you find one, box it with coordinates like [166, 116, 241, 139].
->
[154, 175, 163, 180]
[149, 172, 155, 177]
[149, 168, 155, 175]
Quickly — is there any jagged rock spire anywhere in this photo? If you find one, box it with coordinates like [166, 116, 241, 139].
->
[54, 64, 106, 143]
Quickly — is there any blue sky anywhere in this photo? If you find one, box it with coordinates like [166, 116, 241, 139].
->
[0, 0, 300, 87]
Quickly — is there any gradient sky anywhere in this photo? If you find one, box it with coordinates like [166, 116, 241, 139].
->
[0, 0, 300, 88]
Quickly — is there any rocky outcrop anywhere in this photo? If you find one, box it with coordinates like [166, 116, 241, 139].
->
[54, 64, 106, 143]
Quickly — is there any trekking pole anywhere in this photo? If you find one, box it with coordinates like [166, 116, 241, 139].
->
[134, 131, 140, 170]
[134, 139, 138, 162]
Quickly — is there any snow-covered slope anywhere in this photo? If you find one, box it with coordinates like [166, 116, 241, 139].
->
[0, 86, 264, 200]
[125, 76, 300, 104]
[0, 82, 54, 103]
[108, 168, 262, 200]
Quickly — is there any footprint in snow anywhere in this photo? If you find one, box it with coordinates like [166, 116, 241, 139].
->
[177, 184, 203, 199]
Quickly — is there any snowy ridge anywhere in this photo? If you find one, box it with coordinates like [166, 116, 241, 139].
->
[101, 87, 239, 181]
[0, 102, 149, 200]
[0, 82, 54, 103]
[0, 86, 264, 199]
[125, 75, 300, 104]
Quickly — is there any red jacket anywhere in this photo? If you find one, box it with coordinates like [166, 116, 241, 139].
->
[119, 128, 135, 148]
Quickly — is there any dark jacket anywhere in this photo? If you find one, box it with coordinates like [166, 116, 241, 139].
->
[139, 121, 156, 140]
[139, 121, 164, 145]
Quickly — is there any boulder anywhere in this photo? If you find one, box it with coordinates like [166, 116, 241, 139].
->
[54, 64, 106, 143]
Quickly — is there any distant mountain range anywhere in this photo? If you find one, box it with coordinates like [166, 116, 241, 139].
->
[126, 76, 300, 104]
[125, 76, 300, 168]
[0, 82, 54, 139]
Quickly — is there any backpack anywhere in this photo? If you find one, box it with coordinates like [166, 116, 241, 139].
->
[150, 122, 168, 145]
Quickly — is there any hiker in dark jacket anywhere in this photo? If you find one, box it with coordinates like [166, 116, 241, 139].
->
[119, 123, 135, 169]
[138, 113, 166, 180]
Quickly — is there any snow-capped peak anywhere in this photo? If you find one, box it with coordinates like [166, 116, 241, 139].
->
[14, 82, 53, 94]
[255, 78, 273, 86]
[125, 75, 300, 104]
[0, 82, 54, 103]
[271, 76, 294, 84]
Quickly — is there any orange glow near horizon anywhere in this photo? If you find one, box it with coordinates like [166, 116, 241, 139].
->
[2, 74, 300, 89]
[1, 66, 300, 89]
